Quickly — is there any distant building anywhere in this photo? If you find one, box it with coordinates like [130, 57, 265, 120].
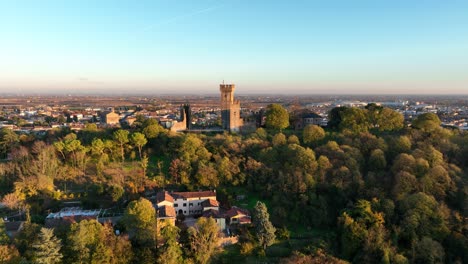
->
[101, 109, 120, 125]
[220, 83, 243, 132]
[123, 116, 137, 126]
[45, 207, 101, 227]
[294, 112, 325, 130]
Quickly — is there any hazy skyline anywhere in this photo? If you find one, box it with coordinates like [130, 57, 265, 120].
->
[1, 0, 467, 94]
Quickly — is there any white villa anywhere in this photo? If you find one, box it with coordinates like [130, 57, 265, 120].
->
[156, 190, 218, 216]
[154, 190, 250, 231]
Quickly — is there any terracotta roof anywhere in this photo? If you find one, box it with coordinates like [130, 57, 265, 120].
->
[158, 205, 176, 218]
[172, 191, 216, 199]
[201, 199, 219, 208]
[238, 216, 252, 224]
[225, 206, 250, 218]
[202, 209, 223, 218]
[156, 191, 174, 204]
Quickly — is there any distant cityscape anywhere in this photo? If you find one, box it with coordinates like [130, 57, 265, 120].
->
[0, 88, 467, 135]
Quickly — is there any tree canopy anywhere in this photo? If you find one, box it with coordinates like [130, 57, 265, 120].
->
[253, 201, 276, 250]
[265, 104, 289, 130]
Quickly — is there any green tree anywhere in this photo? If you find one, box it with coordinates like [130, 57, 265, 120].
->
[303, 124, 325, 144]
[328, 106, 348, 129]
[265, 104, 289, 130]
[392, 153, 416, 174]
[255, 127, 268, 139]
[399, 193, 449, 241]
[108, 184, 124, 202]
[140, 154, 149, 181]
[365, 103, 384, 125]
[412, 113, 441, 131]
[414, 237, 445, 264]
[169, 158, 190, 185]
[368, 149, 386, 171]
[67, 220, 132, 264]
[272, 133, 287, 146]
[131, 132, 147, 159]
[187, 217, 220, 264]
[195, 164, 219, 188]
[253, 201, 276, 250]
[392, 171, 418, 200]
[338, 200, 387, 262]
[0, 219, 9, 245]
[421, 165, 452, 200]
[0, 128, 19, 158]
[338, 210, 368, 260]
[158, 225, 183, 264]
[366, 104, 404, 131]
[287, 135, 300, 145]
[339, 107, 369, 133]
[32, 228, 63, 264]
[376, 108, 404, 131]
[84, 123, 98, 131]
[387, 135, 412, 160]
[54, 133, 88, 171]
[113, 129, 129, 162]
[123, 198, 157, 247]
[91, 138, 105, 156]
[67, 219, 103, 263]
[317, 155, 332, 183]
[13, 222, 40, 259]
[216, 156, 239, 184]
[142, 124, 164, 139]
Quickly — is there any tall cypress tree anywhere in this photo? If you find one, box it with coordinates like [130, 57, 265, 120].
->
[253, 201, 276, 250]
[32, 228, 63, 264]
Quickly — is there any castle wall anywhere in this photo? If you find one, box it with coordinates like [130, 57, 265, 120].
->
[169, 105, 188, 132]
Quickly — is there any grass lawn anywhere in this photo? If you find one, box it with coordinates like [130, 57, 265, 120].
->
[215, 187, 335, 263]
[215, 237, 322, 263]
[223, 186, 272, 211]
[148, 153, 171, 177]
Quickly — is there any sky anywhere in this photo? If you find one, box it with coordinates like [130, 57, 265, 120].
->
[0, 0, 468, 95]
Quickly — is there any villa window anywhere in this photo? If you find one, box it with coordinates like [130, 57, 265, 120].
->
[174, 204, 178, 207]
[183, 203, 187, 207]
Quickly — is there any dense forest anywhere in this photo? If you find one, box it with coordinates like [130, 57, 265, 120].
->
[0, 104, 467, 264]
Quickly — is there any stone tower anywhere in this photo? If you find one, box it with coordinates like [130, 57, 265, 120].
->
[183, 104, 191, 130]
[220, 83, 243, 132]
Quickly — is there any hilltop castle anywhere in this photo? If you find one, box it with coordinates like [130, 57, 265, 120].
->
[220, 83, 243, 132]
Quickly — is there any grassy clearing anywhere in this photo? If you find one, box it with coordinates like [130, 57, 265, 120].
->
[223, 186, 271, 211]
[149, 154, 171, 177]
[214, 187, 334, 263]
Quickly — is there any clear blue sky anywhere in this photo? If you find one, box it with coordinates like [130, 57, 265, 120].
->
[1, 0, 467, 94]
